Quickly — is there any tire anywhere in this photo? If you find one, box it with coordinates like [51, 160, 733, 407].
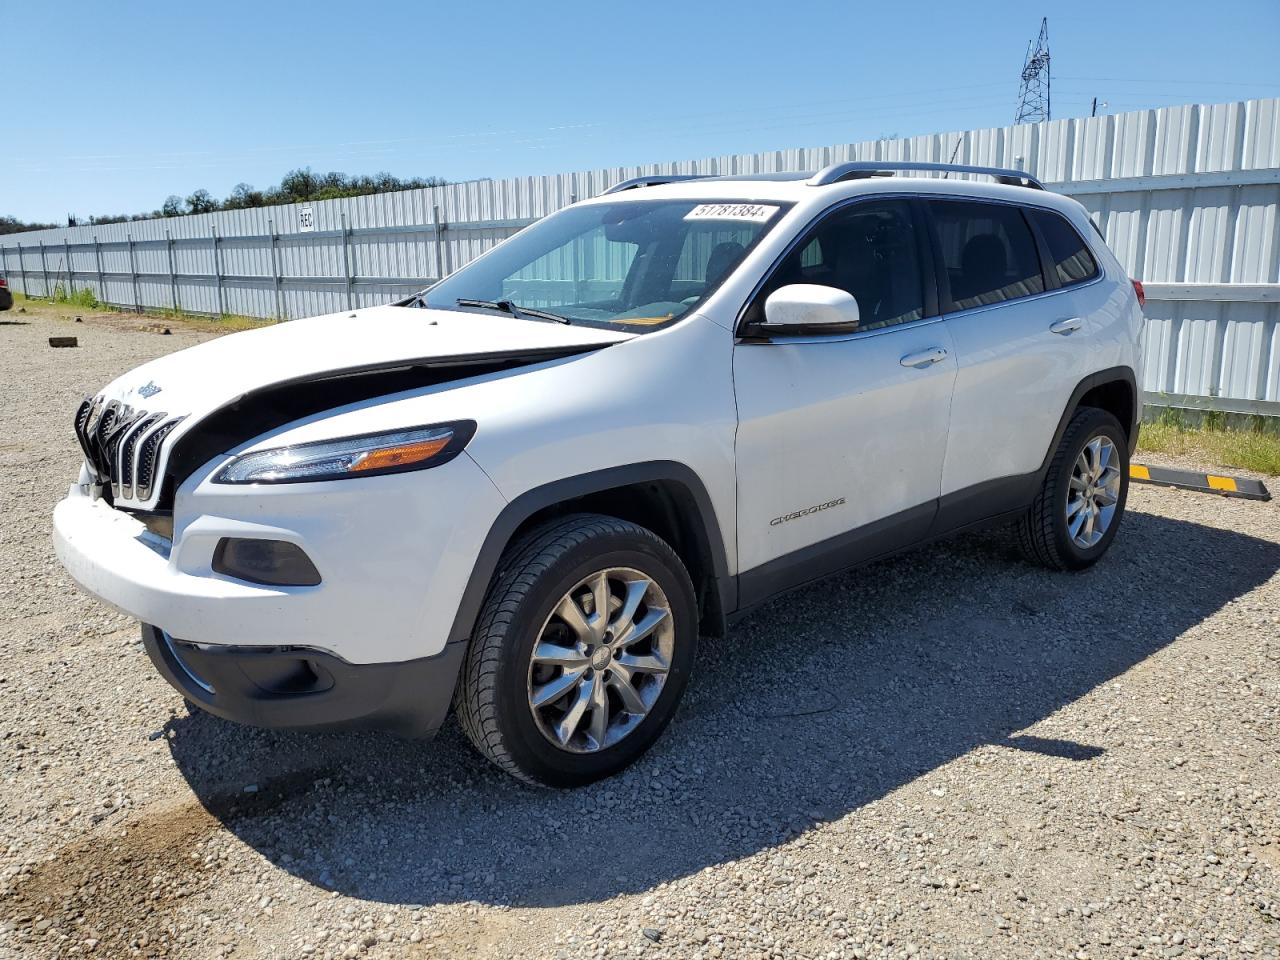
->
[1016, 407, 1130, 571]
[455, 513, 698, 787]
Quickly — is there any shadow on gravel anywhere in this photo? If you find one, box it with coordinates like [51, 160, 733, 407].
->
[166, 511, 1280, 908]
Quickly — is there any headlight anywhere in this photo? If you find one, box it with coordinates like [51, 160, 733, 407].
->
[213, 421, 475, 484]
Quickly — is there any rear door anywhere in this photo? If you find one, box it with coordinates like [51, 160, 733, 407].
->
[925, 198, 1099, 512]
[732, 198, 957, 597]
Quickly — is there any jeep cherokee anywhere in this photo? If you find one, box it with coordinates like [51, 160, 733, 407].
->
[53, 162, 1144, 786]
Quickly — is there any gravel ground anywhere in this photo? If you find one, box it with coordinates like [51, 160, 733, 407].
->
[1, 310, 1277, 960]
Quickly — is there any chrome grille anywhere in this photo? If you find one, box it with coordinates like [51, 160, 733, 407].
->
[73, 397, 97, 469]
[74, 396, 184, 503]
[119, 414, 163, 499]
[135, 418, 182, 501]
[93, 404, 118, 473]
[103, 405, 139, 498]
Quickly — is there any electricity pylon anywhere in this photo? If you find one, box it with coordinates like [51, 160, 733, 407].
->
[1015, 18, 1051, 124]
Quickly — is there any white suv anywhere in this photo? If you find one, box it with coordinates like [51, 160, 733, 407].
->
[54, 162, 1144, 786]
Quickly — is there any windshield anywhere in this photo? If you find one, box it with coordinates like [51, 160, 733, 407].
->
[420, 199, 792, 330]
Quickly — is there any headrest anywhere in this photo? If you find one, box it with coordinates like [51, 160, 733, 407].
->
[705, 241, 746, 286]
[961, 233, 1007, 285]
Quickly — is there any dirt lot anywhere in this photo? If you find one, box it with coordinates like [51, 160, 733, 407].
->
[1, 308, 1278, 960]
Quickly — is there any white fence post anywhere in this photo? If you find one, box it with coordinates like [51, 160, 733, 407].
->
[341, 212, 354, 310]
[212, 227, 224, 317]
[432, 204, 446, 282]
[268, 219, 284, 320]
[166, 230, 179, 312]
[94, 236, 105, 301]
[127, 234, 141, 313]
[16, 241, 28, 296]
[39, 241, 50, 297]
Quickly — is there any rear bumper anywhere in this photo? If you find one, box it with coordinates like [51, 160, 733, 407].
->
[143, 624, 465, 736]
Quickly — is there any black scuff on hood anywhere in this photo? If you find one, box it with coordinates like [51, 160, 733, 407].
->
[159, 344, 602, 508]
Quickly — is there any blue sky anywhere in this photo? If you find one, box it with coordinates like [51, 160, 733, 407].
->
[5, 0, 1278, 222]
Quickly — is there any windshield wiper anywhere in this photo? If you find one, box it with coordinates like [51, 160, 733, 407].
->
[455, 298, 570, 325]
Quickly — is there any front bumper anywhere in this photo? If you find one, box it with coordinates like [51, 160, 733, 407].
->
[143, 625, 464, 736]
[52, 450, 506, 664]
[52, 488, 308, 645]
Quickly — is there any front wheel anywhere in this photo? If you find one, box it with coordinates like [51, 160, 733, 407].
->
[455, 514, 698, 787]
[1016, 407, 1129, 571]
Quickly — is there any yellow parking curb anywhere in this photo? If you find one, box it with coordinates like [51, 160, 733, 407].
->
[1129, 463, 1270, 501]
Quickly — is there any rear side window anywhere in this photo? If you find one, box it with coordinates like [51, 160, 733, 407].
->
[929, 200, 1045, 311]
[1029, 209, 1099, 286]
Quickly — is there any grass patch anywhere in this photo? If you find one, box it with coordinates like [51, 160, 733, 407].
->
[52, 284, 101, 309]
[1139, 409, 1280, 475]
[12, 290, 275, 332]
[217, 314, 277, 331]
[132, 305, 276, 332]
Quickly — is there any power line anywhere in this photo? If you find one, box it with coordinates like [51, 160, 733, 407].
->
[1057, 75, 1278, 87]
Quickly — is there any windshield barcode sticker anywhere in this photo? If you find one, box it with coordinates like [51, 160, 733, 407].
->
[684, 203, 779, 223]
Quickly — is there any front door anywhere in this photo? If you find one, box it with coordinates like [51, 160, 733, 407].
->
[732, 198, 957, 600]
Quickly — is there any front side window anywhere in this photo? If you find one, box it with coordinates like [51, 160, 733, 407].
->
[752, 199, 926, 332]
[1029, 209, 1099, 286]
[929, 200, 1045, 311]
[421, 199, 790, 331]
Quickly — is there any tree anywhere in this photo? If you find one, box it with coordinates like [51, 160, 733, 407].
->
[225, 183, 264, 209]
[0, 215, 58, 235]
[186, 189, 218, 214]
[277, 168, 319, 202]
[5, 166, 448, 231]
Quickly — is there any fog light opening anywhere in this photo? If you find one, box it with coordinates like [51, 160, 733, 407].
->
[212, 538, 322, 587]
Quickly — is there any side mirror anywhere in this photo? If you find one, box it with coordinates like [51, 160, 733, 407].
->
[761, 284, 860, 332]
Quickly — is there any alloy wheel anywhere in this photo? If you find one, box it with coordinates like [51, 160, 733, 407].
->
[526, 567, 674, 753]
[1066, 435, 1122, 548]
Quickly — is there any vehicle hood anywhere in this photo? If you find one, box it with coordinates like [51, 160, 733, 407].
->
[82, 304, 635, 509]
[99, 304, 634, 413]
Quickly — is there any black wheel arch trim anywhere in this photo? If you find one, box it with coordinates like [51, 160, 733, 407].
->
[446, 461, 734, 647]
[1039, 365, 1140, 470]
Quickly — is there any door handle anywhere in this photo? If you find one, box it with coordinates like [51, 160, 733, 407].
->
[1049, 317, 1083, 335]
[899, 347, 948, 368]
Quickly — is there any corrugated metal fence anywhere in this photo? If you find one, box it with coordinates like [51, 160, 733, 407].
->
[4, 98, 1278, 413]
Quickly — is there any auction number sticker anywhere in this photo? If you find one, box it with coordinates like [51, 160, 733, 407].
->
[684, 203, 779, 223]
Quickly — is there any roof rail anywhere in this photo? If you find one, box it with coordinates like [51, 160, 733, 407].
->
[602, 174, 706, 195]
[808, 161, 1044, 190]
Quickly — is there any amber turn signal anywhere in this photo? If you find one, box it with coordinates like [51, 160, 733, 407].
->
[351, 436, 451, 472]
[213, 422, 476, 485]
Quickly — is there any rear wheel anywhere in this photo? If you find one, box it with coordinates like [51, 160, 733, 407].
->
[455, 514, 698, 787]
[1016, 407, 1129, 571]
